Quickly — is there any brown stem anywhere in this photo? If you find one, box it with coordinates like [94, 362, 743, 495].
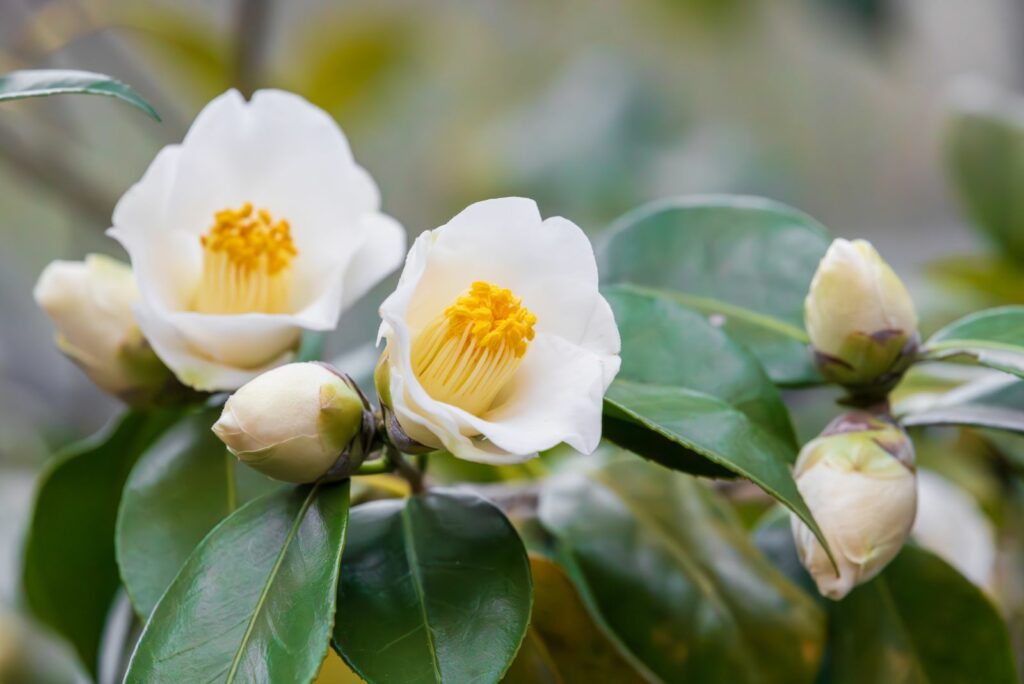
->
[388, 445, 425, 494]
[0, 121, 113, 223]
[233, 0, 274, 96]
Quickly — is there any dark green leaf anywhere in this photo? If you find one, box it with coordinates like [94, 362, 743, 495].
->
[333, 489, 532, 684]
[538, 460, 825, 683]
[502, 554, 649, 684]
[607, 285, 796, 448]
[898, 375, 1024, 434]
[922, 306, 1024, 378]
[945, 85, 1024, 263]
[826, 546, 1017, 683]
[0, 69, 160, 120]
[125, 482, 350, 684]
[753, 511, 1018, 683]
[604, 380, 827, 556]
[116, 407, 280, 618]
[22, 409, 181, 675]
[601, 196, 829, 385]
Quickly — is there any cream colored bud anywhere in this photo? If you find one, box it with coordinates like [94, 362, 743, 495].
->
[213, 362, 367, 483]
[790, 411, 917, 600]
[34, 255, 169, 401]
[805, 239, 918, 390]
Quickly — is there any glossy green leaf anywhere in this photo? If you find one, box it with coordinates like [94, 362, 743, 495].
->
[502, 554, 649, 684]
[753, 511, 1018, 683]
[922, 306, 1024, 378]
[927, 254, 1024, 305]
[125, 482, 350, 683]
[945, 84, 1024, 263]
[601, 196, 830, 385]
[826, 546, 1017, 683]
[116, 407, 280, 618]
[333, 489, 532, 684]
[604, 380, 827, 555]
[539, 460, 825, 683]
[0, 69, 160, 120]
[898, 374, 1024, 434]
[607, 285, 796, 448]
[21, 409, 181, 675]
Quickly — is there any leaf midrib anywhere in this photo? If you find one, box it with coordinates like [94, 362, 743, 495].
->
[401, 502, 443, 683]
[224, 484, 320, 684]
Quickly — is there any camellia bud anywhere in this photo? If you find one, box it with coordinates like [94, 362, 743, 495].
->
[212, 362, 371, 483]
[373, 350, 433, 455]
[790, 411, 917, 600]
[34, 255, 170, 402]
[805, 239, 919, 395]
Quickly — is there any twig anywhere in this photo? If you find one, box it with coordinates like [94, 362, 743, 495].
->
[0, 120, 113, 223]
[388, 445, 425, 494]
[233, 0, 273, 96]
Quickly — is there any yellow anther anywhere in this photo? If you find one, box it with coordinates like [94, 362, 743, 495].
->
[411, 281, 536, 415]
[193, 203, 298, 314]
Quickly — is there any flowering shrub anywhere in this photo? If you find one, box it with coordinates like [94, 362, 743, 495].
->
[8, 71, 1024, 684]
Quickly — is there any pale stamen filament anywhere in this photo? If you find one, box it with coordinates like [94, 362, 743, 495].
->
[193, 202, 297, 315]
[411, 281, 537, 416]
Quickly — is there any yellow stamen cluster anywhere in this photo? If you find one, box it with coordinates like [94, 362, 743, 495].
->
[193, 203, 298, 314]
[412, 281, 537, 416]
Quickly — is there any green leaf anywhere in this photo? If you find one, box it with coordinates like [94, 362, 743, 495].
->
[333, 489, 532, 684]
[0, 69, 160, 120]
[607, 285, 796, 448]
[502, 554, 649, 684]
[125, 482, 350, 684]
[926, 254, 1024, 305]
[753, 511, 1018, 683]
[297, 331, 327, 362]
[604, 380, 827, 555]
[538, 460, 825, 683]
[21, 409, 181, 675]
[116, 407, 280, 618]
[898, 374, 1024, 434]
[826, 546, 1017, 683]
[922, 306, 1024, 378]
[945, 84, 1024, 263]
[600, 195, 830, 385]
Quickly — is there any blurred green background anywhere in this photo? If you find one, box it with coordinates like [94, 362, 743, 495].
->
[1, 0, 1023, 679]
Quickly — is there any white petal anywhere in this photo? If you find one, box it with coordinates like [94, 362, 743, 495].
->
[913, 470, 996, 590]
[134, 305, 295, 391]
[107, 226, 197, 312]
[111, 145, 181, 235]
[167, 89, 379, 235]
[463, 335, 614, 457]
[161, 311, 303, 367]
[342, 213, 407, 308]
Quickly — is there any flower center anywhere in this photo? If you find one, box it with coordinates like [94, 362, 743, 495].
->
[411, 281, 537, 415]
[193, 202, 298, 314]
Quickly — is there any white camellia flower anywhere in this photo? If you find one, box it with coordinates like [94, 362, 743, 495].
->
[790, 410, 917, 600]
[376, 198, 620, 464]
[34, 254, 169, 400]
[108, 89, 405, 391]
